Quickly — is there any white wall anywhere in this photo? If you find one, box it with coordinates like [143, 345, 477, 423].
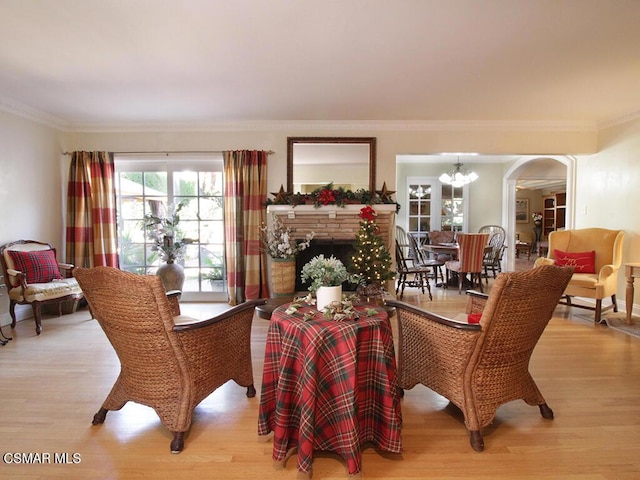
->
[5, 110, 639, 324]
[576, 117, 640, 309]
[0, 110, 66, 325]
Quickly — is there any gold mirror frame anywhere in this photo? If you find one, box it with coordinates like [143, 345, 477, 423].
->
[286, 137, 376, 194]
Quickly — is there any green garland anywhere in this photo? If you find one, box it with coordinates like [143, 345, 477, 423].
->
[266, 183, 399, 211]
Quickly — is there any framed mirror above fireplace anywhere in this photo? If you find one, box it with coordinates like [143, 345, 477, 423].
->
[287, 137, 376, 194]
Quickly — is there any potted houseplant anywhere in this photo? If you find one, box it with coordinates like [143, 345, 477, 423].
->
[142, 200, 196, 292]
[261, 213, 314, 297]
[301, 254, 353, 310]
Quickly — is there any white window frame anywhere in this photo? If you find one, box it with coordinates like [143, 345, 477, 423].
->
[114, 153, 226, 301]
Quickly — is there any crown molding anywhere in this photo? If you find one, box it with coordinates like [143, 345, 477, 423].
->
[0, 96, 609, 133]
[66, 118, 596, 133]
[0, 96, 68, 130]
[597, 110, 640, 130]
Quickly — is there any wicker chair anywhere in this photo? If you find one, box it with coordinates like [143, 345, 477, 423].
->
[386, 265, 573, 451]
[74, 266, 264, 453]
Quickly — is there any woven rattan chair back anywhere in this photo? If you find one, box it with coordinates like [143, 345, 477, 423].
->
[74, 266, 261, 453]
[387, 264, 573, 452]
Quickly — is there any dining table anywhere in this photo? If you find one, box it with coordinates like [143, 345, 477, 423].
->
[257, 300, 403, 478]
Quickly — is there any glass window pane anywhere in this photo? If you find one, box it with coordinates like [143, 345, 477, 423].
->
[120, 197, 144, 220]
[174, 171, 198, 196]
[199, 197, 224, 220]
[200, 172, 223, 196]
[144, 172, 167, 195]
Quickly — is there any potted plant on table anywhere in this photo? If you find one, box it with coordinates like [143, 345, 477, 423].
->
[261, 213, 315, 297]
[301, 254, 354, 310]
[142, 200, 196, 292]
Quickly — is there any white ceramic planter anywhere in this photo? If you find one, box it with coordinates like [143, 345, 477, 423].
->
[316, 285, 342, 311]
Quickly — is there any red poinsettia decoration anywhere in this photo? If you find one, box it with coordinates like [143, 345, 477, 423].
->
[359, 205, 377, 221]
[318, 188, 336, 205]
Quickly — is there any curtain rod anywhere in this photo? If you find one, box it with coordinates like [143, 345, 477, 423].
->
[62, 150, 275, 155]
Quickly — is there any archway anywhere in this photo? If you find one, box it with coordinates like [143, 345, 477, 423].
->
[502, 156, 576, 271]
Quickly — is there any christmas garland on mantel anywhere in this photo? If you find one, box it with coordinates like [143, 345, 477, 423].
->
[266, 182, 400, 212]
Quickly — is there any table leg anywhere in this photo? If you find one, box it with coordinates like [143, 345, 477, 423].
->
[626, 273, 634, 325]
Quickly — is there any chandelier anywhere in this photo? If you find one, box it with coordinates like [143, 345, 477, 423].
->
[439, 159, 478, 188]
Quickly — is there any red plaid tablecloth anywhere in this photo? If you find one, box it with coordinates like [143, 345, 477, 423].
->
[258, 302, 402, 476]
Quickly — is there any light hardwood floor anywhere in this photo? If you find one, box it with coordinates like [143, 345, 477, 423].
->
[1, 275, 640, 479]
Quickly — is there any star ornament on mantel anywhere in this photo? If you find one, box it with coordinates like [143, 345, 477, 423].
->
[270, 184, 292, 203]
[376, 182, 396, 202]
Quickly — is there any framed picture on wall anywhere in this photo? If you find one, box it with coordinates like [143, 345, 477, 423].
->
[516, 198, 529, 223]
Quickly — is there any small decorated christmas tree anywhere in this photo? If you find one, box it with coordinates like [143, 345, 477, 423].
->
[349, 206, 395, 298]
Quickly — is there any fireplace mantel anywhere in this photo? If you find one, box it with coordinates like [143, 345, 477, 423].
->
[267, 204, 396, 246]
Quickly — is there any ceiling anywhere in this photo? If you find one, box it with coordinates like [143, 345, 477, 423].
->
[1, 0, 640, 130]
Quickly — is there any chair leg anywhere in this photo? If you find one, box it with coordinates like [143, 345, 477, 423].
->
[246, 384, 256, 398]
[458, 272, 463, 294]
[32, 303, 43, 335]
[424, 274, 433, 301]
[92, 407, 108, 425]
[469, 430, 484, 452]
[9, 300, 17, 328]
[170, 432, 185, 453]
[595, 299, 602, 323]
[611, 294, 618, 312]
[0, 324, 12, 343]
[539, 403, 554, 420]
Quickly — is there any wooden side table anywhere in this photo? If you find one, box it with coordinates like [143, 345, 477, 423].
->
[624, 263, 640, 325]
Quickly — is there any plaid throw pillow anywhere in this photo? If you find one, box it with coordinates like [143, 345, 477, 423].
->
[8, 249, 62, 284]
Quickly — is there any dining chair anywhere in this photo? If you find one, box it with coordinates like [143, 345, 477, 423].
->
[445, 233, 489, 294]
[395, 240, 432, 300]
[407, 232, 445, 286]
[386, 265, 573, 451]
[479, 226, 506, 282]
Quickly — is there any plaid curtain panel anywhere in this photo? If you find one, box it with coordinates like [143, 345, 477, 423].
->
[66, 151, 119, 268]
[223, 150, 268, 305]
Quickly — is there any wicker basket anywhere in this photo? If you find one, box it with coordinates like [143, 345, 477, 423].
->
[270, 258, 296, 297]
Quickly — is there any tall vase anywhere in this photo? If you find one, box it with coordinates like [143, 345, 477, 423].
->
[269, 257, 296, 298]
[156, 261, 185, 294]
[316, 285, 343, 311]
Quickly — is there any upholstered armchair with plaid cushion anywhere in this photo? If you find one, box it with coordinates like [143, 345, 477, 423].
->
[0, 240, 84, 335]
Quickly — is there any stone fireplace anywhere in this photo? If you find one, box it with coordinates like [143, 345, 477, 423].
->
[267, 204, 396, 291]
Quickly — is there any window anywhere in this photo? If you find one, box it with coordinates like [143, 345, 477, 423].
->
[406, 177, 469, 240]
[114, 154, 226, 301]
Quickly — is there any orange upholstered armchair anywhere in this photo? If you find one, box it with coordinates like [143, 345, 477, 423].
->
[74, 266, 264, 453]
[534, 228, 624, 322]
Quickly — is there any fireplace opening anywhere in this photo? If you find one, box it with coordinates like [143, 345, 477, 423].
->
[295, 239, 357, 292]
